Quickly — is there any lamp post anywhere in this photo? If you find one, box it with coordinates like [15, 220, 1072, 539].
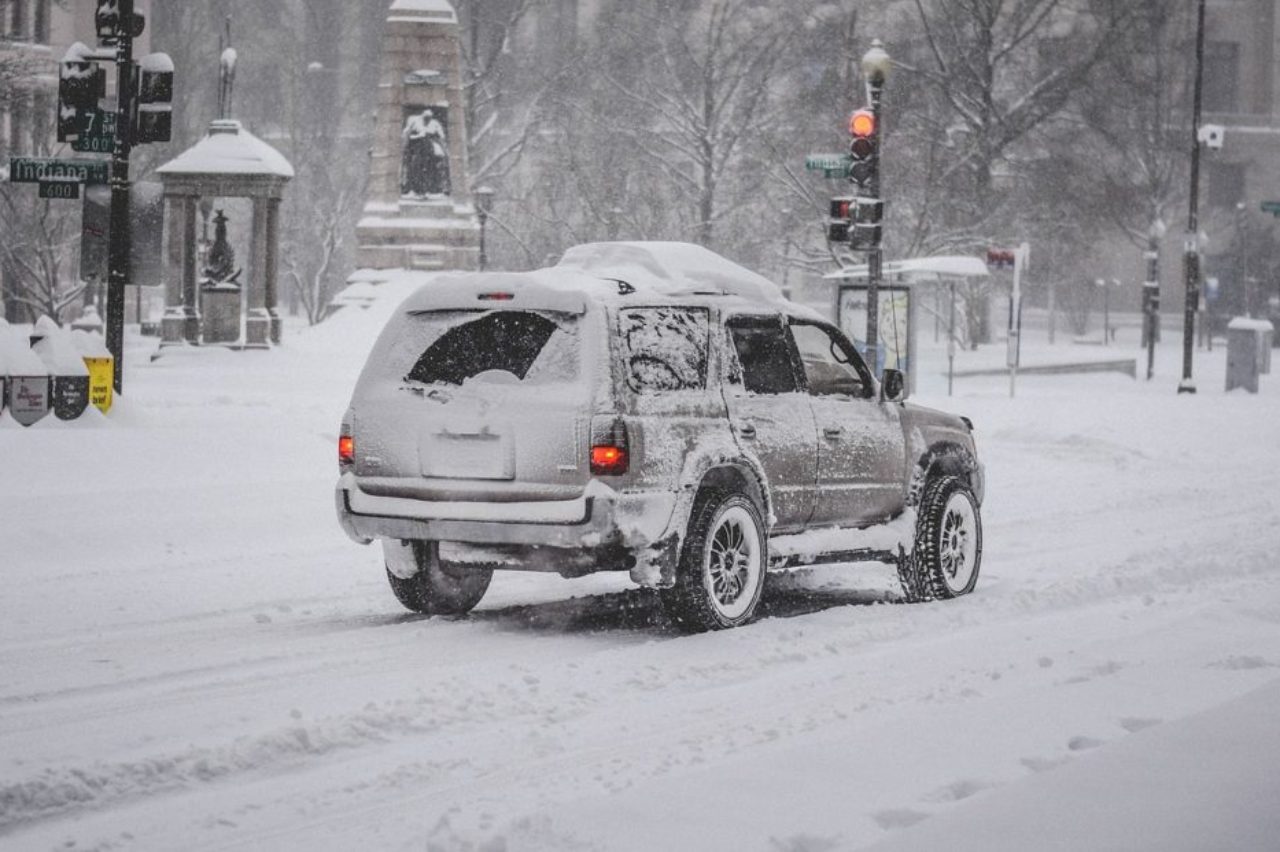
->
[1144, 217, 1166, 380]
[474, 185, 495, 271]
[861, 39, 890, 371]
[1179, 0, 1207, 394]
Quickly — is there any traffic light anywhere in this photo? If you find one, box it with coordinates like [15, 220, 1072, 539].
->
[96, 0, 145, 45]
[827, 196, 854, 243]
[134, 53, 174, 144]
[848, 197, 884, 251]
[58, 61, 106, 142]
[848, 108, 876, 186]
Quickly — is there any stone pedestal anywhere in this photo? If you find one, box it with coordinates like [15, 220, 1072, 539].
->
[200, 285, 241, 345]
[356, 0, 480, 272]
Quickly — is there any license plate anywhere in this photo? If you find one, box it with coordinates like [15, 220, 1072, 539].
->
[421, 430, 514, 480]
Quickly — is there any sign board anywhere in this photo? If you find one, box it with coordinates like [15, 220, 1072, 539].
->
[39, 180, 81, 200]
[8, 157, 109, 186]
[72, 111, 116, 153]
[805, 153, 852, 178]
[1262, 201, 1280, 217]
[838, 285, 912, 379]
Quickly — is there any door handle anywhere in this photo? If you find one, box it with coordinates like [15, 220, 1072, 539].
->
[823, 426, 844, 440]
[736, 422, 757, 439]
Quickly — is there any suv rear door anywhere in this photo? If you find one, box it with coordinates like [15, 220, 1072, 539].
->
[351, 305, 595, 502]
[722, 315, 818, 532]
[790, 320, 906, 526]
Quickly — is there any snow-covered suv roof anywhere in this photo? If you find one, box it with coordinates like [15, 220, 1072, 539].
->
[396, 241, 822, 319]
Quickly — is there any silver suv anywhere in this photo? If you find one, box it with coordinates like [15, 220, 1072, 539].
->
[336, 243, 984, 631]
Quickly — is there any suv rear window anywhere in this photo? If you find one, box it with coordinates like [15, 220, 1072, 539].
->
[405, 311, 579, 386]
[619, 307, 710, 392]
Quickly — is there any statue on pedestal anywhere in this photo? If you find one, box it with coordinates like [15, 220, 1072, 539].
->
[201, 209, 241, 286]
[401, 107, 451, 198]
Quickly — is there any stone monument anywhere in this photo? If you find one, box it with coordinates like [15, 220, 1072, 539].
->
[355, 0, 481, 271]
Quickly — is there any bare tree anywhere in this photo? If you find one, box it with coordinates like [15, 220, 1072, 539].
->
[601, 0, 798, 249]
[0, 187, 84, 322]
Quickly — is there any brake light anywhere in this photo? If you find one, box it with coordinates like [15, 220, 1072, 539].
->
[590, 419, 630, 476]
[477, 292, 515, 301]
[338, 435, 355, 466]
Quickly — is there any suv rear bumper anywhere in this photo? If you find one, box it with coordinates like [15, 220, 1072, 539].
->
[335, 472, 676, 555]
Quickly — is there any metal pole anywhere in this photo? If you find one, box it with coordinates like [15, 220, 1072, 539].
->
[1179, 0, 1206, 394]
[948, 281, 956, 396]
[1145, 229, 1160, 380]
[1103, 285, 1110, 345]
[106, 0, 135, 395]
[477, 211, 488, 271]
[865, 80, 884, 372]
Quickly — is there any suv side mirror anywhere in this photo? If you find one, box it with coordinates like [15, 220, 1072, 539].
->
[881, 368, 906, 403]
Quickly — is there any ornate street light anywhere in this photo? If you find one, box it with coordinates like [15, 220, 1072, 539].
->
[860, 39, 890, 370]
[474, 185, 496, 271]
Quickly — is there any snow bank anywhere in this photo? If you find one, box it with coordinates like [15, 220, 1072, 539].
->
[1227, 317, 1274, 332]
[70, 329, 111, 358]
[0, 327, 48, 375]
[31, 319, 89, 376]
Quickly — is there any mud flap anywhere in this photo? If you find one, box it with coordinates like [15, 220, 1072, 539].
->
[631, 533, 681, 588]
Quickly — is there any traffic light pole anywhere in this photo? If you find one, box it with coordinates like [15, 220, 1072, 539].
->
[865, 79, 884, 368]
[106, 0, 135, 394]
[1179, 0, 1206, 395]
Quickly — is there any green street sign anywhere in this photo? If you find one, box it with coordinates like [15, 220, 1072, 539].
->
[39, 179, 81, 200]
[805, 153, 853, 179]
[8, 157, 109, 186]
[1262, 201, 1280, 217]
[72, 111, 116, 153]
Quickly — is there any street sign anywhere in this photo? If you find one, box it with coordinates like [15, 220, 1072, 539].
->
[39, 179, 81, 200]
[805, 153, 853, 178]
[1262, 201, 1280, 217]
[71, 111, 116, 153]
[8, 157, 109, 186]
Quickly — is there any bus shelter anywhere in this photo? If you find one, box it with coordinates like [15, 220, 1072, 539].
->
[823, 256, 990, 396]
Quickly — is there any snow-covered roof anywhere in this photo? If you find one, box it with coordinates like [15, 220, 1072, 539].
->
[824, 256, 991, 281]
[389, 0, 457, 22]
[1227, 317, 1275, 332]
[157, 120, 294, 179]
[554, 242, 788, 304]
[389, 241, 816, 318]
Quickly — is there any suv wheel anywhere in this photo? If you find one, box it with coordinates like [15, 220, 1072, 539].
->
[385, 541, 493, 616]
[898, 475, 982, 602]
[661, 488, 766, 631]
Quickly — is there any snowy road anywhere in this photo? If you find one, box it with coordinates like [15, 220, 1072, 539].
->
[3, 303, 1279, 851]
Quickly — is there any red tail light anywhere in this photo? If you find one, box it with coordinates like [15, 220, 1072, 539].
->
[338, 435, 355, 466]
[590, 419, 629, 476]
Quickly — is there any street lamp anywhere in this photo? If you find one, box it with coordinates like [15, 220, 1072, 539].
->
[1094, 278, 1121, 345]
[1144, 217, 1166, 380]
[1179, 0, 1207, 394]
[474, 185, 496, 271]
[860, 39, 890, 371]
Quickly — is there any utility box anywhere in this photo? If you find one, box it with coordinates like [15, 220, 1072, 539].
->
[1225, 318, 1273, 393]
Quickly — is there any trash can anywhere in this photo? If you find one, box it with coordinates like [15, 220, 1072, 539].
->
[1225, 318, 1271, 393]
[72, 330, 114, 414]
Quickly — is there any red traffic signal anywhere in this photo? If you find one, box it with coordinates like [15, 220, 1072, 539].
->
[849, 109, 876, 138]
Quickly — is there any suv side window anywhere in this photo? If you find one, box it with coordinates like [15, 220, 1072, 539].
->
[619, 307, 710, 392]
[727, 317, 801, 395]
[790, 321, 872, 398]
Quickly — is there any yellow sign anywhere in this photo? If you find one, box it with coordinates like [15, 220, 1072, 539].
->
[83, 356, 113, 413]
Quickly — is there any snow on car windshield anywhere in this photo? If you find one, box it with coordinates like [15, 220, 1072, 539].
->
[404, 310, 580, 387]
[620, 307, 710, 392]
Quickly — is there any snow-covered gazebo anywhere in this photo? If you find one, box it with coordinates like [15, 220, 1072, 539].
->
[157, 119, 294, 348]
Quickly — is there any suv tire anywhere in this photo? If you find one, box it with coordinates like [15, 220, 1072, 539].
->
[661, 488, 767, 632]
[898, 475, 982, 602]
[386, 541, 493, 615]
